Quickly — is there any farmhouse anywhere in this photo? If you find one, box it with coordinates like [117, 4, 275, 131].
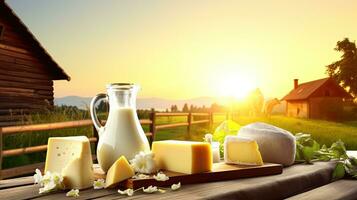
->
[282, 78, 352, 120]
[0, 1, 70, 125]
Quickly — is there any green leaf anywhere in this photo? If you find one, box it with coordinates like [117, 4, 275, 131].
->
[350, 157, 357, 166]
[332, 162, 346, 180]
[213, 120, 241, 157]
[294, 133, 356, 180]
[329, 140, 348, 160]
[213, 120, 240, 144]
[344, 157, 357, 179]
[295, 133, 320, 163]
[302, 141, 319, 163]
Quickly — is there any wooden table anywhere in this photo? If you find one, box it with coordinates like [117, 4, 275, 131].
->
[1, 161, 356, 200]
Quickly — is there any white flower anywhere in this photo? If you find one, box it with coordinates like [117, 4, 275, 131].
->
[33, 169, 43, 184]
[51, 172, 64, 186]
[66, 189, 80, 197]
[132, 173, 150, 179]
[34, 169, 64, 194]
[118, 188, 134, 196]
[158, 189, 166, 193]
[39, 187, 48, 194]
[153, 172, 169, 181]
[41, 171, 52, 186]
[130, 151, 156, 174]
[143, 185, 158, 193]
[171, 182, 181, 191]
[204, 133, 213, 143]
[39, 181, 57, 194]
[93, 179, 105, 189]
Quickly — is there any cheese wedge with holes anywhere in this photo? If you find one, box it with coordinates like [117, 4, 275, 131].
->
[45, 136, 94, 189]
[224, 135, 263, 165]
[105, 156, 135, 188]
[152, 140, 212, 174]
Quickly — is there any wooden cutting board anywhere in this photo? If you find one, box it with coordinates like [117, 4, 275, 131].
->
[94, 162, 283, 189]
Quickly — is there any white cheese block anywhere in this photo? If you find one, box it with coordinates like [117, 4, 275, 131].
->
[224, 135, 263, 165]
[238, 122, 296, 166]
[45, 136, 94, 189]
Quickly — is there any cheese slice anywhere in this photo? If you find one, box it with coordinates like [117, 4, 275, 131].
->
[45, 136, 94, 189]
[224, 135, 263, 165]
[105, 156, 135, 188]
[152, 140, 212, 174]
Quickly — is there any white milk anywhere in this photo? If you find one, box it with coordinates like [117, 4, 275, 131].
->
[211, 142, 221, 163]
[96, 107, 150, 172]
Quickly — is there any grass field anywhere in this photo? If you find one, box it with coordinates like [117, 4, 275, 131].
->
[153, 114, 357, 149]
[230, 115, 357, 150]
[3, 111, 357, 170]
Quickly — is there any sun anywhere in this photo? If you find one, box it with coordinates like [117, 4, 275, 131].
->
[215, 74, 257, 100]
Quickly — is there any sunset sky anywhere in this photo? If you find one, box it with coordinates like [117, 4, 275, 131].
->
[7, 0, 357, 100]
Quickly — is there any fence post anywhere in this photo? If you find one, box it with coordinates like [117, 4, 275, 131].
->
[209, 111, 214, 130]
[149, 108, 156, 144]
[0, 129, 2, 180]
[187, 112, 192, 136]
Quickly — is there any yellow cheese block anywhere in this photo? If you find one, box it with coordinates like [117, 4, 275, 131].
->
[224, 136, 263, 165]
[105, 156, 135, 188]
[152, 140, 212, 174]
[45, 136, 94, 189]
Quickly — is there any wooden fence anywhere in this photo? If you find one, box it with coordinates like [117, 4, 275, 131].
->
[0, 111, 229, 179]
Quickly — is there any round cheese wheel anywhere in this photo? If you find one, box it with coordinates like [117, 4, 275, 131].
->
[238, 122, 296, 166]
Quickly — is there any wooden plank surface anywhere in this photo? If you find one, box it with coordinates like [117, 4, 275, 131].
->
[0, 162, 339, 200]
[0, 176, 33, 189]
[1, 162, 44, 180]
[94, 162, 283, 189]
[287, 179, 357, 200]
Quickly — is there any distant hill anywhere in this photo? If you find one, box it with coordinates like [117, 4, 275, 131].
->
[54, 96, 218, 111]
[54, 95, 286, 113]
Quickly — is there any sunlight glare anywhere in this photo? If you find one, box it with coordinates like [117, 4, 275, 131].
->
[216, 73, 257, 100]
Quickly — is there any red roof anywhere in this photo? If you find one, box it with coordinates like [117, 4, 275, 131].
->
[282, 77, 351, 101]
[2, 1, 70, 81]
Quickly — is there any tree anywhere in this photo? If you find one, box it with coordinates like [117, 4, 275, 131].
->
[326, 38, 357, 97]
[190, 104, 194, 112]
[182, 103, 189, 112]
[170, 105, 178, 112]
[97, 100, 108, 113]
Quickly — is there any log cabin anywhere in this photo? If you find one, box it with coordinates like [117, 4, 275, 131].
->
[282, 78, 352, 120]
[0, 1, 70, 126]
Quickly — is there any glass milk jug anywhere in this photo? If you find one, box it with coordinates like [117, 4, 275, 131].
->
[90, 83, 150, 172]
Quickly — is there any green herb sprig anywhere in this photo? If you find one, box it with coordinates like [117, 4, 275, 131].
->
[295, 133, 357, 180]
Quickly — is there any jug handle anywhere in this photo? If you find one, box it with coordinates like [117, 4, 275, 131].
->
[90, 93, 107, 136]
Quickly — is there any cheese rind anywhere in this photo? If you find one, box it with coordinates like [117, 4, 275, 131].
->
[224, 136, 263, 165]
[238, 122, 296, 166]
[152, 140, 212, 174]
[45, 136, 94, 189]
[105, 156, 135, 188]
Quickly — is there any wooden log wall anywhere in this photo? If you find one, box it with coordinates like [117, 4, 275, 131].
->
[0, 11, 56, 126]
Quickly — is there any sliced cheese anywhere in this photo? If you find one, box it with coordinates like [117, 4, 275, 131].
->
[105, 156, 135, 188]
[238, 122, 296, 166]
[152, 140, 212, 174]
[224, 135, 263, 165]
[45, 136, 94, 189]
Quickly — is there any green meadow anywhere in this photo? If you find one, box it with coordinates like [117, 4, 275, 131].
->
[152, 114, 357, 150]
[3, 109, 357, 170]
